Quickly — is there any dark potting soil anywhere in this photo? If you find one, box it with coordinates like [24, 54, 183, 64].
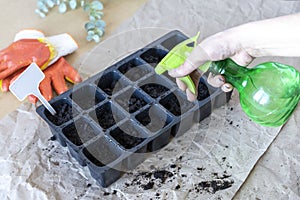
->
[160, 93, 194, 116]
[137, 111, 168, 132]
[128, 97, 147, 113]
[126, 169, 174, 190]
[123, 157, 234, 195]
[83, 149, 105, 167]
[161, 93, 181, 116]
[46, 103, 75, 126]
[119, 61, 150, 81]
[97, 71, 124, 96]
[102, 190, 117, 196]
[102, 79, 119, 96]
[110, 126, 145, 149]
[141, 49, 167, 67]
[62, 119, 97, 146]
[142, 55, 161, 66]
[119, 60, 137, 74]
[116, 94, 147, 113]
[140, 83, 169, 98]
[95, 105, 116, 130]
[197, 81, 210, 101]
[195, 178, 234, 194]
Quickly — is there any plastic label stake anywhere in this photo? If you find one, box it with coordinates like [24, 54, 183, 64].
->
[9, 63, 57, 115]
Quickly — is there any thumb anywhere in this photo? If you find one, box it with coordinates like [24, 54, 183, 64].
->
[168, 45, 210, 77]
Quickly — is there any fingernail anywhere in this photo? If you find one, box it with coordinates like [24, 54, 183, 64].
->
[218, 76, 225, 83]
[225, 84, 231, 89]
[222, 84, 233, 92]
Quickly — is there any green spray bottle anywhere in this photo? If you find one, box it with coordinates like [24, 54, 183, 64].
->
[155, 33, 300, 127]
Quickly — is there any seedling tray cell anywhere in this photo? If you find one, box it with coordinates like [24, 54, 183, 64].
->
[36, 30, 231, 187]
[70, 85, 105, 110]
[115, 88, 151, 114]
[118, 58, 152, 82]
[138, 75, 173, 99]
[109, 120, 148, 170]
[161, 34, 186, 50]
[45, 98, 79, 126]
[62, 117, 99, 146]
[140, 48, 168, 67]
[89, 101, 126, 131]
[135, 104, 172, 133]
[96, 71, 129, 96]
[160, 90, 195, 117]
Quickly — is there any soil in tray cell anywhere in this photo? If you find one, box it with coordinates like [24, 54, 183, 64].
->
[83, 137, 121, 167]
[140, 48, 168, 67]
[119, 60, 151, 82]
[110, 122, 145, 149]
[62, 118, 98, 146]
[116, 90, 148, 113]
[136, 107, 171, 133]
[197, 81, 210, 101]
[45, 100, 77, 126]
[92, 102, 123, 131]
[97, 71, 125, 96]
[160, 92, 194, 116]
[140, 83, 169, 99]
[161, 35, 186, 50]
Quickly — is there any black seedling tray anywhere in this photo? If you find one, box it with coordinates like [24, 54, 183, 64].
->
[36, 30, 231, 187]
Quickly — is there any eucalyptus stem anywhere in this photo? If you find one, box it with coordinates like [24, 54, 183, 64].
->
[35, 0, 105, 43]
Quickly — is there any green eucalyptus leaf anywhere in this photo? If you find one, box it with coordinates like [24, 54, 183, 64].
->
[89, 15, 96, 21]
[87, 30, 95, 36]
[95, 20, 106, 28]
[96, 29, 104, 36]
[86, 35, 93, 41]
[35, 9, 46, 18]
[83, 4, 90, 12]
[92, 12, 102, 20]
[92, 34, 100, 43]
[58, 2, 67, 13]
[91, 1, 103, 10]
[37, 2, 49, 13]
[69, 0, 77, 9]
[80, 0, 85, 7]
[84, 22, 95, 30]
[46, 0, 55, 7]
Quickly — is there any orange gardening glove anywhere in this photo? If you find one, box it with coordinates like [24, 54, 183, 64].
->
[0, 68, 25, 92]
[0, 29, 78, 92]
[27, 57, 82, 103]
[0, 38, 55, 80]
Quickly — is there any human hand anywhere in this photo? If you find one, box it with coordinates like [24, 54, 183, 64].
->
[168, 29, 252, 101]
[168, 13, 300, 101]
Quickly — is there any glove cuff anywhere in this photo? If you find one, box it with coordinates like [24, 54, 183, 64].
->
[47, 33, 78, 66]
[14, 29, 45, 41]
